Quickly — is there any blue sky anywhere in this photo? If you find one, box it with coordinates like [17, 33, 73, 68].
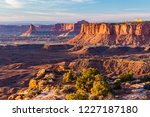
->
[0, 0, 149, 23]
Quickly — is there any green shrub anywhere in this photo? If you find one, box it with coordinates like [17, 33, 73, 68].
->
[91, 80, 110, 96]
[63, 70, 77, 83]
[75, 68, 100, 92]
[82, 68, 100, 78]
[118, 73, 135, 82]
[65, 94, 76, 100]
[65, 90, 89, 100]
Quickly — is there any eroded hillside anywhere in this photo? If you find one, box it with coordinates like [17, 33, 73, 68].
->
[0, 44, 149, 100]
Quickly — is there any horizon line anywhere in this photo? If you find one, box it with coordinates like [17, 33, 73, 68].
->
[0, 19, 149, 25]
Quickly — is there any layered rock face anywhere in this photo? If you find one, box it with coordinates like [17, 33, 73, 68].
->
[51, 21, 89, 34]
[68, 58, 150, 76]
[51, 24, 74, 32]
[50, 24, 75, 38]
[74, 20, 89, 33]
[68, 22, 150, 46]
[21, 24, 36, 37]
[20, 21, 89, 38]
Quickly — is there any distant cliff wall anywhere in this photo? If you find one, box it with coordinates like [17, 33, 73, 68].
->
[20, 21, 89, 37]
[68, 22, 150, 46]
[51, 24, 74, 32]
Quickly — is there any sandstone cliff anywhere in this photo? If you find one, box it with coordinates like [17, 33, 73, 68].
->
[68, 22, 150, 46]
[51, 20, 89, 34]
[20, 20, 89, 38]
[51, 23, 74, 32]
[21, 24, 36, 37]
[20, 24, 75, 37]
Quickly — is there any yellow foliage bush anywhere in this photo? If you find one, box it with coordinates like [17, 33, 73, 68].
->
[29, 79, 38, 89]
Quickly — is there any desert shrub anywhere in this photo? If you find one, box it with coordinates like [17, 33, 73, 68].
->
[65, 90, 89, 100]
[25, 88, 41, 99]
[113, 79, 122, 89]
[63, 70, 77, 83]
[42, 73, 55, 85]
[141, 75, 150, 82]
[94, 74, 104, 81]
[28, 79, 38, 89]
[44, 86, 51, 92]
[91, 75, 110, 96]
[75, 68, 100, 92]
[44, 73, 55, 80]
[38, 80, 48, 89]
[82, 68, 100, 78]
[118, 73, 135, 82]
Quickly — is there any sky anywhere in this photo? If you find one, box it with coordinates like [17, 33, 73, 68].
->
[0, 0, 150, 24]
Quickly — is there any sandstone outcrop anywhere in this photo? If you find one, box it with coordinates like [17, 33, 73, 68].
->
[51, 23, 74, 32]
[21, 24, 36, 37]
[68, 22, 150, 46]
[20, 20, 89, 38]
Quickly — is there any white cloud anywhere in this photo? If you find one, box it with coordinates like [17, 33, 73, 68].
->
[1, 0, 149, 22]
[5, 0, 23, 8]
[4, 0, 93, 9]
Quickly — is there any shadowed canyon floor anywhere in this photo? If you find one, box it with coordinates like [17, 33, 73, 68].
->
[0, 44, 149, 100]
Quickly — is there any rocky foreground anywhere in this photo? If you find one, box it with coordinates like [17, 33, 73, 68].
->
[0, 44, 149, 100]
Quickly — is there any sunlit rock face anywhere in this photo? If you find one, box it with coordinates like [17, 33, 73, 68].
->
[51, 24, 74, 32]
[21, 24, 36, 37]
[21, 24, 53, 37]
[68, 22, 150, 46]
[20, 20, 89, 38]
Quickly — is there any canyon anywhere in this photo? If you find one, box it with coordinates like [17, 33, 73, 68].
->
[0, 20, 150, 100]
[0, 44, 149, 100]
